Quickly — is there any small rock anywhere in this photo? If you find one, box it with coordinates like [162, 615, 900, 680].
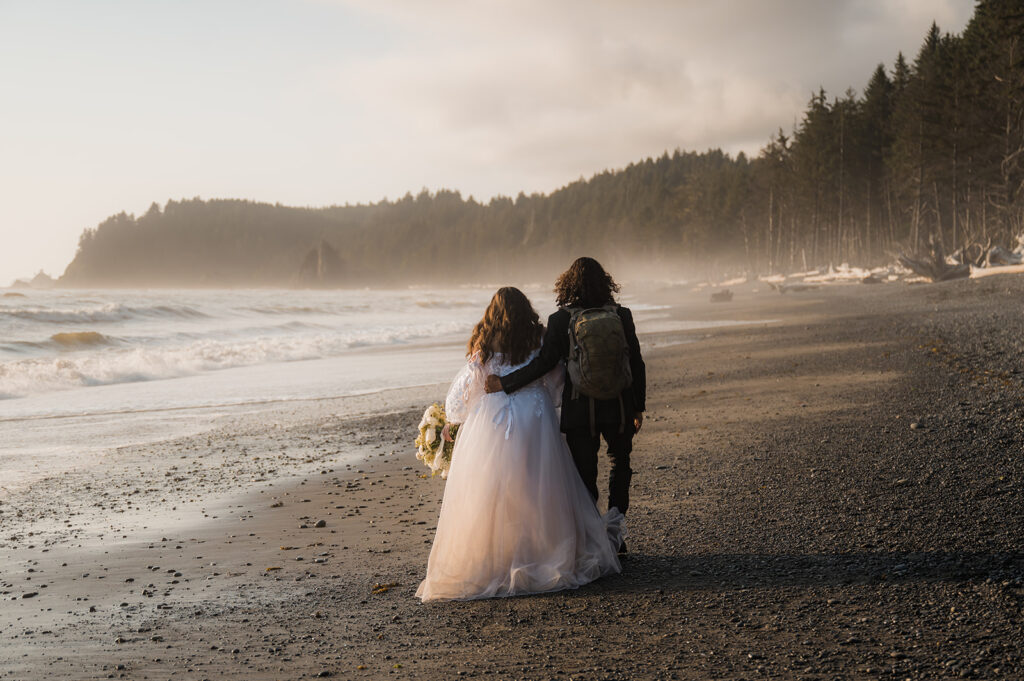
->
[314, 519, 327, 528]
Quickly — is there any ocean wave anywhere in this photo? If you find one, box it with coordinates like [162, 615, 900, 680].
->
[0, 320, 471, 399]
[242, 304, 370, 315]
[50, 331, 114, 348]
[0, 340, 47, 354]
[415, 300, 479, 309]
[0, 302, 209, 324]
[277, 321, 327, 331]
[149, 304, 208, 318]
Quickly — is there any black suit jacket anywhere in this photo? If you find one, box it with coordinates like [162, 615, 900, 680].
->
[500, 306, 646, 433]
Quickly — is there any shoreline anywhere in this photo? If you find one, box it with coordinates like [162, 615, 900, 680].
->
[0, 294, 770, 495]
[0, 382, 453, 531]
[3, 278, 1023, 679]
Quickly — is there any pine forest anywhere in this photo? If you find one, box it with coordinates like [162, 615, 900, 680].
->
[61, 1, 1024, 287]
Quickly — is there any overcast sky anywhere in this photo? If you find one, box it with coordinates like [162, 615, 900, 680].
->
[0, 0, 974, 285]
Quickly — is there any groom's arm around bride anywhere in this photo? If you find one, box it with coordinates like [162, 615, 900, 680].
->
[484, 257, 646, 523]
[486, 305, 645, 435]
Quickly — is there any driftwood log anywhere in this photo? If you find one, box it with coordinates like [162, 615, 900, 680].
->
[898, 236, 970, 282]
[767, 282, 820, 294]
[986, 245, 1024, 267]
[952, 238, 991, 267]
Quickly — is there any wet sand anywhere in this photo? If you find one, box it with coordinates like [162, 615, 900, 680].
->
[2, 278, 1023, 680]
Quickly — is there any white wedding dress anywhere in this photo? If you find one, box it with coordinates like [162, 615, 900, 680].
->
[416, 350, 623, 602]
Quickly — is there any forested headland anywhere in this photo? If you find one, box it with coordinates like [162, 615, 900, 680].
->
[60, 1, 1023, 287]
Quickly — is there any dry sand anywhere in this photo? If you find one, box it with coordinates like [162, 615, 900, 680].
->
[2, 278, 1023, 680]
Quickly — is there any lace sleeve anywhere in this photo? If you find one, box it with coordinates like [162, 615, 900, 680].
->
[445, 356, 484, 424]
[541, 361, 565, 408]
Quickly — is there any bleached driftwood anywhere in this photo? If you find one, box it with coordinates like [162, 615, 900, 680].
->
[766, 282, 821, 294]
[898, 236, 970, 282]
[986, 245, 1024, 267]
[951, 238, 990, 267]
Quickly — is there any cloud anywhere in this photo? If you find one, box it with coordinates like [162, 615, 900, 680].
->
[325, 0, 972, 197]
[0, 0, 975, 282]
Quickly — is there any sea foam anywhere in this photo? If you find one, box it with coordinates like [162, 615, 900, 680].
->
[0, 288, 492, 400]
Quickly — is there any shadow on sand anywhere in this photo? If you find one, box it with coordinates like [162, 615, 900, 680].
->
[597, 550, 1024, 592]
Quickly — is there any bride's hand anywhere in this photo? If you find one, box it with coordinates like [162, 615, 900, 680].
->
[484, 374, 503, 394]
[442, 423, 454, 442]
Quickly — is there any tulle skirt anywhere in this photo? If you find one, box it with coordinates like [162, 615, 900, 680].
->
[416, 389, 622, 602]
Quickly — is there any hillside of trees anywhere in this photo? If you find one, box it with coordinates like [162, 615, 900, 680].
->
[60, 1, 1023, 287]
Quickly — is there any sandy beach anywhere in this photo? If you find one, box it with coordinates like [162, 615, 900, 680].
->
[3, 278, 1023, 680]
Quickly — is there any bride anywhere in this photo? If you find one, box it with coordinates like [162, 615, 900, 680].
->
[416, 287, 622, 602]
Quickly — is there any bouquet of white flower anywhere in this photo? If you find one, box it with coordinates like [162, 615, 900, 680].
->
[415, 402, 459, 478]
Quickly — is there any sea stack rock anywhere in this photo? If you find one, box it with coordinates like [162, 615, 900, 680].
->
[17, 271, 56, 289]
[298, 240, 345, 287]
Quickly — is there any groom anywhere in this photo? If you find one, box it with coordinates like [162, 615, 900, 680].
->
[485, 257, 646, 552]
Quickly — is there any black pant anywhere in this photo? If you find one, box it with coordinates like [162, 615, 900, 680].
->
[564, 424, 633, 514]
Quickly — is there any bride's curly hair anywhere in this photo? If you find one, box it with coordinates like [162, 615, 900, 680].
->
[468, 287, 544, 366]
[554, 257, 620, 308]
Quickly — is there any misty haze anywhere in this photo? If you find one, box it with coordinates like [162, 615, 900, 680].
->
[2, 2, 1023, 680]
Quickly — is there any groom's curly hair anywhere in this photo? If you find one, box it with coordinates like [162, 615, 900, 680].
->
[554, 257, 620, 308]
[468, 287, 544, 366]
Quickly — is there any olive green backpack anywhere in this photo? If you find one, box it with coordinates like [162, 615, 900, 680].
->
[565, 305, 633, 402]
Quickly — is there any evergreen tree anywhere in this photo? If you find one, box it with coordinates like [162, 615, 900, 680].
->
[59, 2, 1024, 287]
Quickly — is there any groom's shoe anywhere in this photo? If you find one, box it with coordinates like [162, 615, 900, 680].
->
[617, 540, 628, 556]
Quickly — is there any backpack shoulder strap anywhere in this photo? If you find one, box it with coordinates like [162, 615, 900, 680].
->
[562, 306, 580, 356]
[561, 306, 585, 331]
